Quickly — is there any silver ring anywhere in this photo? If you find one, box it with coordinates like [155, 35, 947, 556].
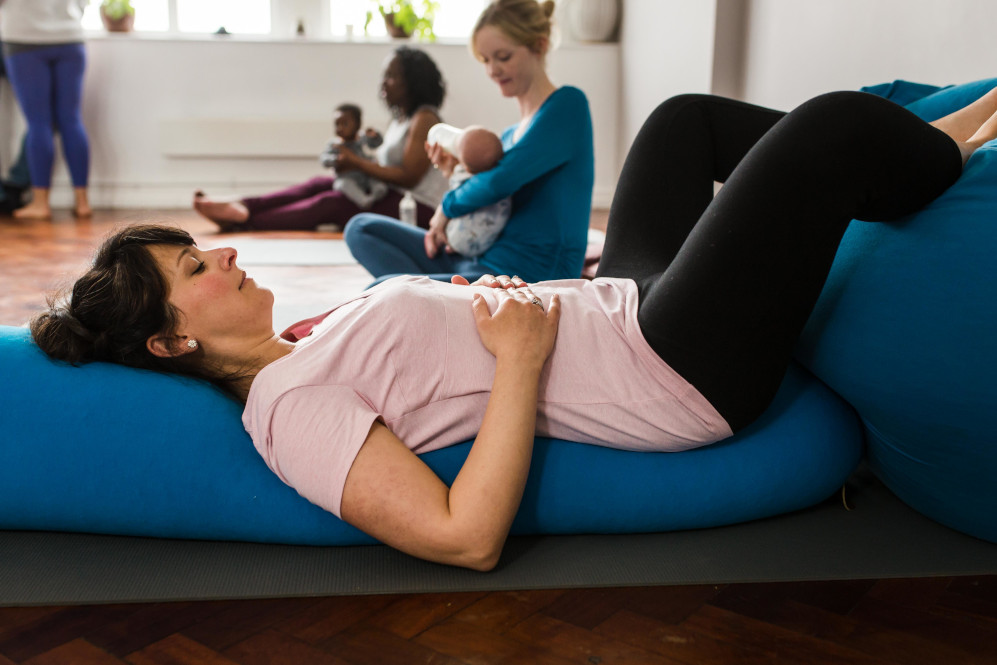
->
[531, 296, 544, 309]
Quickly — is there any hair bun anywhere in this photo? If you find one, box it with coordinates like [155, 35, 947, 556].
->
[57, 308, 96, 342]
[541, 0, 556, 19]
[30, 301, 97, 365]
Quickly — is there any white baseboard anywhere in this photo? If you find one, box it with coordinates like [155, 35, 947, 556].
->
[47, 182, 617, 211]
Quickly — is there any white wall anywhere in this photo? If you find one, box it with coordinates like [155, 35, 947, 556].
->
[737, 0, 997, 110]
[618, 0, 718, 158]
[17, 34, 619, 209]
[11, 0, 997, 210]
[616, 0, 997, 171]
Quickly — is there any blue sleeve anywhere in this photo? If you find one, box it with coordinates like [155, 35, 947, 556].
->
[441, 87, 591, 218]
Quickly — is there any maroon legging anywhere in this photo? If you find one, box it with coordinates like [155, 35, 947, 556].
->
[242, 176, 434, 230]
[597, 92, 963, 432]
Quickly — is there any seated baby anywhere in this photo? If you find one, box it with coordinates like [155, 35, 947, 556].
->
[321, 103, 388, 209]
[431, 124, 512, 257]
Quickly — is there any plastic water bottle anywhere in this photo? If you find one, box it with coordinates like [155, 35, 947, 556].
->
[399, 190, 417, 226]
[427, 123, 463, 155]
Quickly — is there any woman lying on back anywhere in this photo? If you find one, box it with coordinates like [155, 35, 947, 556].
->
[32, 86, 997, 569]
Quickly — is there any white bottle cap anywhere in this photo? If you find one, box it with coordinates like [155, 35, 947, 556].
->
[427, 123, 463, 155]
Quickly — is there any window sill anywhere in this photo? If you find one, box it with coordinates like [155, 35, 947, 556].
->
[83, 29, 619, 49]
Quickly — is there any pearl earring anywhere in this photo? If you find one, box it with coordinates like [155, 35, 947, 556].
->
[186, 339, 198, 350]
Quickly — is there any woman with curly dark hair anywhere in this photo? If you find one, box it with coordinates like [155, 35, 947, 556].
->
[191, 46, 448, 232]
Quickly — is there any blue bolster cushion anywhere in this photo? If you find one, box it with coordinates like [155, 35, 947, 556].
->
[796, 77, 997, 544]
[0, 324, 861, 545]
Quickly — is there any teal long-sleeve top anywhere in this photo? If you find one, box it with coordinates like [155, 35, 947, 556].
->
[440, 86, 595, 283]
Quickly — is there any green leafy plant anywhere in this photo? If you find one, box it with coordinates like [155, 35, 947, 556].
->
[367, 0, 439, 41]
[101, 0, 135, 21]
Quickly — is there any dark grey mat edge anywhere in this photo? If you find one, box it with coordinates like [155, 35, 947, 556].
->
[3, 472, 995, 606]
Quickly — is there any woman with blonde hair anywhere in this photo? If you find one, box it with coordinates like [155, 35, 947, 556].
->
[345, 0, 595, 284]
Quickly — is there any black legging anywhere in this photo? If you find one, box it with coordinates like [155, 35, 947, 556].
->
[597, 92, 963, 432]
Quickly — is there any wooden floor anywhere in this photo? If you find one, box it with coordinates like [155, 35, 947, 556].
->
[2, 208, 996, 664]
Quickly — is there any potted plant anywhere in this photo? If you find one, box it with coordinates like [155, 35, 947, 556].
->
[100, 0, 135, 32]
[366, 0, 439, 41]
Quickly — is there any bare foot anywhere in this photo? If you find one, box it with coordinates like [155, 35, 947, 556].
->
[12, 202, 52, 220]
[192, 190, 250, 230]
[73, 188, 92, 219]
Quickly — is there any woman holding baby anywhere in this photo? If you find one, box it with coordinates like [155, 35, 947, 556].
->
[345, 0, 595, 284]
[191, 45, 448, 232]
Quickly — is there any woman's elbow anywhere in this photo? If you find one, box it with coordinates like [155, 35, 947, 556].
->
[444, 529, 505, 571]
[457, 544, 502, 572]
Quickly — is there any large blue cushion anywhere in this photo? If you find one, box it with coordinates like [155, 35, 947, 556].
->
[796, 78, 997, 544]
[1, 324, 861, 545]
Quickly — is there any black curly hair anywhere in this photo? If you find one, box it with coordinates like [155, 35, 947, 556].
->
[391, 45, 446, 116]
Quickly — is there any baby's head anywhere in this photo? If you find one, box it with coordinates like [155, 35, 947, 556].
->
[333, 103, 362, 141]
[456, 126, 504, 174]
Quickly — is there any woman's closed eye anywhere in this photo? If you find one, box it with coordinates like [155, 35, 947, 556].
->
[192, 259, 205, 275]
[481, 53, 511, 64]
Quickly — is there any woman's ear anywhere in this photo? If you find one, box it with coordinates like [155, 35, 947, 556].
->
[146, 334, 192, 358]
[531, 36, 550, 57]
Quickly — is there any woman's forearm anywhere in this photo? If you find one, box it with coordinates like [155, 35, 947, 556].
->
[446, 357, 542, 570]
[358, 160, 426, 189]
[340, 290, 557, 571]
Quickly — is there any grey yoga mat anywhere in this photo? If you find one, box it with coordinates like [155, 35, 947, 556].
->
[2, 467, 995, 607]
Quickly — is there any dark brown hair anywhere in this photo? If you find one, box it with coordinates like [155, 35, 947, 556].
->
[30, 224, 238, 396]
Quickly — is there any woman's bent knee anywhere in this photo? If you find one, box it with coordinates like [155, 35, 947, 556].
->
[344, 213, 377, 245]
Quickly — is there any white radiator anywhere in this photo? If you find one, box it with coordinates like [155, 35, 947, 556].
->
[159, 118, 330, 158]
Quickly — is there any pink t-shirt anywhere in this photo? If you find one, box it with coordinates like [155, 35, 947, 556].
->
[243, 276, 732, 517]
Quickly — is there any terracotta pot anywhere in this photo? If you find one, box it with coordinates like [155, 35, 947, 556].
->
[382, 12, 411, 39]
[100, 6, 135, 33]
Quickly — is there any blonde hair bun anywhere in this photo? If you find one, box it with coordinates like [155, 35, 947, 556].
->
[473, 0, 556, 59]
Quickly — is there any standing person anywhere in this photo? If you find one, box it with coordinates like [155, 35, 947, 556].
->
[31, 87, 991, 569]
[192, 46, 448, 232]
[0, 41, 30, 213]
[345, 0, 595, 284]
[0, 0, 91, 220]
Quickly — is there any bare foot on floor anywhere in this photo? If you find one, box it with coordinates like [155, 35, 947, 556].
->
[12, 202, 52, 220]
[74, 189, 92, 219]
[193, 190, 250, 230]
